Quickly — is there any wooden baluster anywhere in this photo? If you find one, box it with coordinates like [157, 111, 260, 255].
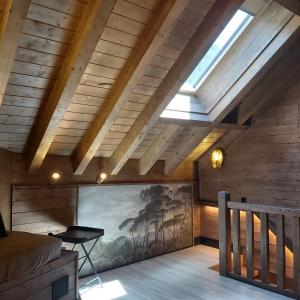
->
[292, 216, 300, 294]
[218, 191, 231, 276]
[246, 210, 254, 279]
[276, 214, 285, 289]
[260, 212, 269, 283]
[232, 208, 241, 274]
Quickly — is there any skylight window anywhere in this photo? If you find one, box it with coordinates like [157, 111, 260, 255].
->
[180, 9, 253, 92]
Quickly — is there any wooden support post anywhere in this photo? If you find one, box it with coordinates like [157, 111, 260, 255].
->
[232, 208, 241, 275]
[260, 212, 269, 283]
[246, 210, 254, 280]
[218, 191, 231, 276]
[276, 214, 285, 289]
[292, 216, 300, 294]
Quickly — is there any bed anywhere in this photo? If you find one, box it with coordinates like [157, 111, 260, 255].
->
[0, 231, 78, 300]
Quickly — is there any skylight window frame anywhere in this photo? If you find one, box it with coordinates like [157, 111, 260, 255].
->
[193, 11, 253, 91]
[179, 9, 254, 94]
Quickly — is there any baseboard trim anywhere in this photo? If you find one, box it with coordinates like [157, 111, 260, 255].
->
[194, 236, 219, 248]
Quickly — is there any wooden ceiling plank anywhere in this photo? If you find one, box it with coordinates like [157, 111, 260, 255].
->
[274, 0, 300, 15]
[237, 40, 300, 125]
[139, 124, 181, 175]
[108, 0, 244, 175]
[72, 0, 186, 175]
[25, 0, 116, 172]
[164, 14, 300, 175]
[0, 0, 30, 106]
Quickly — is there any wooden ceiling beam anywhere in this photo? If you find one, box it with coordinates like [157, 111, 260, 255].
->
[142, 118, 249, 175]
[139, 124, 182, 175]
[0, 0, 30, 106]
[108, 0, 244, 175]
[159, 117, 249, 130]
[25, 0, 116, 172]
[72, 0, 185, 175]
[164, 14, 300, 175]
[274, 0, 300, 15]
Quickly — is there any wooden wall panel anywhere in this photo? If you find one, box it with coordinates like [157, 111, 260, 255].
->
[0, 152, 195, 235]
[199, 76, 300, 245]
[11, 185, 77, 235]
[200, 78, 300, 202]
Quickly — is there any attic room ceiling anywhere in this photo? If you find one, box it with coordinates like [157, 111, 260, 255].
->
[0, 0, 299, 176]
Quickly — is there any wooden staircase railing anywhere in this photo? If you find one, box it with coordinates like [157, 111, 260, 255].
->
[218, 191, 300, 299]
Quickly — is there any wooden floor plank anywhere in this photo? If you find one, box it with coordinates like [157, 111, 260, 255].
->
[79, 245, 290, 300]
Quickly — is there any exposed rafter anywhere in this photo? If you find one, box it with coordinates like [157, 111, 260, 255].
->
[72, 0, 185, 175]
[164, 13, 300, 175]
[159, 117, 249, 130]
[0, 0, 30, 106]
[25, 0, 116, 172]
[139, 124, 182, 175]
[108, 0, 244, 175]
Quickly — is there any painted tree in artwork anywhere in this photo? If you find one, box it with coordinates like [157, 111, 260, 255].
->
[79, 184, 193, 276]
[118, 184, 192, 258]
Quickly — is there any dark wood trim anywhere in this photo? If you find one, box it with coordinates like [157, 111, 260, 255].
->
[194, 236, 201, 245]
[197, 236, 219, 248]
[195, 199, 218, 207]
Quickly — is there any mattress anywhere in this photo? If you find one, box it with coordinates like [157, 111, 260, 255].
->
[0, 231, 62, 283]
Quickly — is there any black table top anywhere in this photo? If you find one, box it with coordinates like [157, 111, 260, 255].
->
[54, 226, 104, 244]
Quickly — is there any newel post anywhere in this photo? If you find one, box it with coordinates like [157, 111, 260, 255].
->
[218, 191, 231, 276]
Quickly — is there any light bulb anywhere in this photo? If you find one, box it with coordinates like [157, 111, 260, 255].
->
[52, 172, 60, 180]
[100, 173, 107, 180]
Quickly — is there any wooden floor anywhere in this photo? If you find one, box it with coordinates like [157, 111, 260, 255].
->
[79, 245, 291, 300]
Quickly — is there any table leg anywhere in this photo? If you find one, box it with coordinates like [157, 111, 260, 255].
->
[78, 238, 99, 273]
[81, 243, 103, 287]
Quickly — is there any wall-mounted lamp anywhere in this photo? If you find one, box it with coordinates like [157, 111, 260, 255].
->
[211, 149, 224, 169]
[97, 172, 107, 184]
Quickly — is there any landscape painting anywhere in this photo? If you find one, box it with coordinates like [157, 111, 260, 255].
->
[78, 183, 193, 276]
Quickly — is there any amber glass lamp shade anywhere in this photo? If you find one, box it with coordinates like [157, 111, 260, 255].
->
[211, 149, 224, 169]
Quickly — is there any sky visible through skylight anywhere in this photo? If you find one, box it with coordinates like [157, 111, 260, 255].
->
[181, 9, 252, 92]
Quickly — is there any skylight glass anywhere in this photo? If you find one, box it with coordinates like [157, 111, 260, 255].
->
[180, 9, 253, 92]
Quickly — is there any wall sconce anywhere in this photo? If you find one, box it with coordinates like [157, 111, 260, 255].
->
[97, 173, 107, 184]
[211, 149, 224, 169]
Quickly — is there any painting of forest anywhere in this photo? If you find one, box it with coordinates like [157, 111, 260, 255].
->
[78, 183, 193, 276]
